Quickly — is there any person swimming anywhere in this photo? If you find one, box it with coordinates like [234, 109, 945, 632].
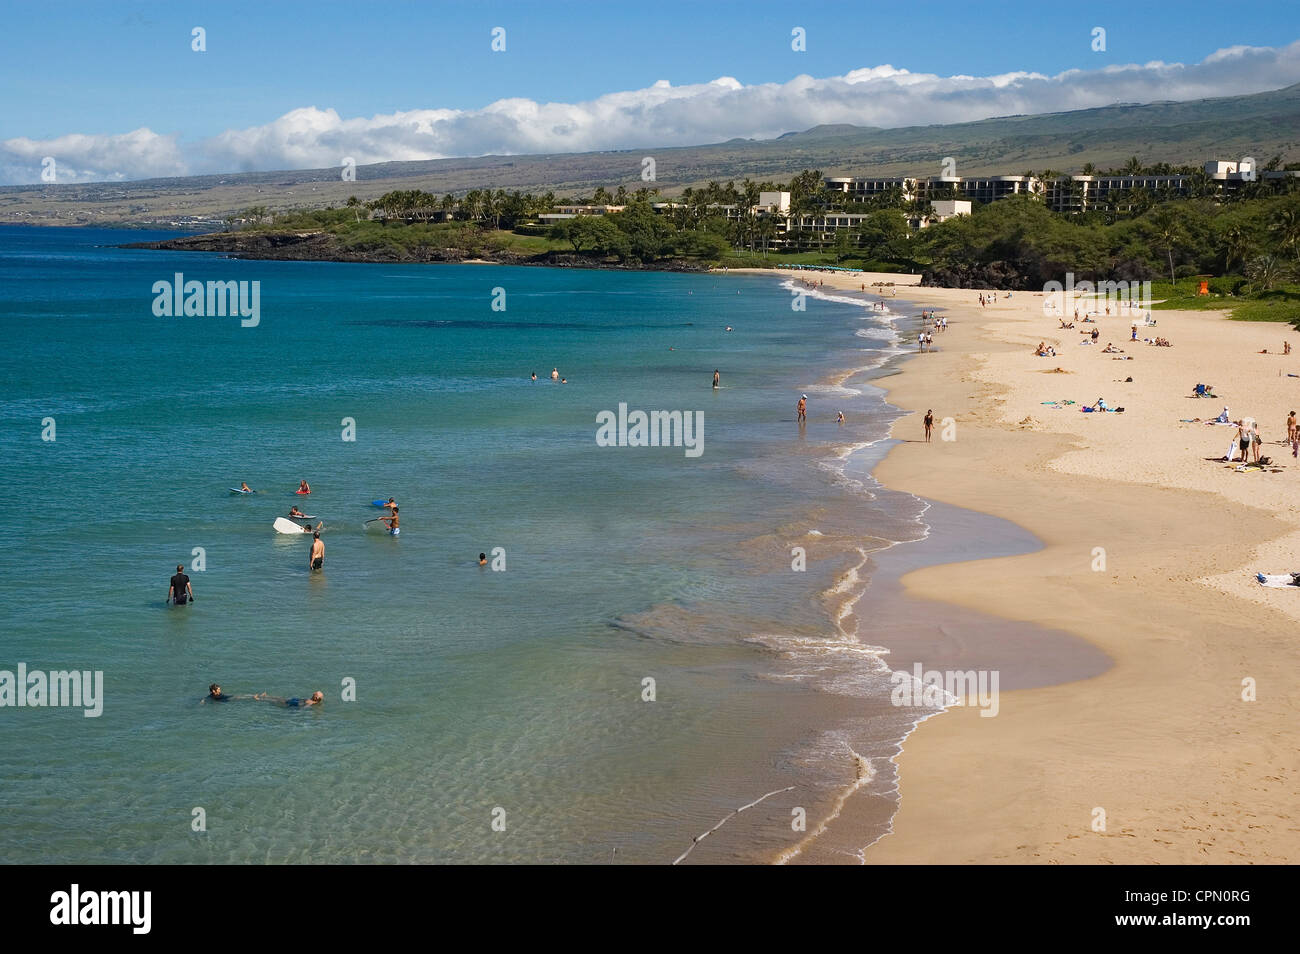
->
[289, 506, 305, 518]
[254, 690, 324, 708]
[478, 552, 487, 566]
[202, 683, 249, 703]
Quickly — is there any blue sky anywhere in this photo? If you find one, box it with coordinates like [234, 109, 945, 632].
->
[1, 0, 1298, 182]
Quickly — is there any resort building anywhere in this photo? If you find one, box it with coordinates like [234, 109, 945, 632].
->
[537, 204, 625, 227]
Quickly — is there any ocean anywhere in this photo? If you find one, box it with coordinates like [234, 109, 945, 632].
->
[0, 226, 1105, 864]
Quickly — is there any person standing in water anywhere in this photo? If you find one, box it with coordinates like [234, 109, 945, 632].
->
[924, 409, 934, 443]
[309, 531, 325, 571]
[712, 370, 720, 390]
[380, 506, 399, 536]
[167, 564, 194, 605]
[551, 368, 559, 380]
[797, 394, 807, 423]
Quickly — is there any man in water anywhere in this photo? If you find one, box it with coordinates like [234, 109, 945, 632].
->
[309, 531, 325, 571]
[167, 564, 194, 605]
[240, 482, 253, 493]
[254, 691, 324, 708]
[380, 506, 399, 536]
[551, 368, 559, 380]
[530, 372, 537, 381]
[713, 370, 720, 390]
[479, 552, 488, 566]
[797, 394, 807, 423]
[382, 498, 396, 509]
[202, 683, 250, 703]
[289, 506, 306, 518]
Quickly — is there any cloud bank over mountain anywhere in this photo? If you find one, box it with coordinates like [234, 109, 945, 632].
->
[3, 40, 1298, 185]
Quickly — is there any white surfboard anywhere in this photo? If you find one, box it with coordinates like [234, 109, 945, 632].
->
[274, 517, 310, 535]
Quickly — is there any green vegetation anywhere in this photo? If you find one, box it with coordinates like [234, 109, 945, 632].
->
[215, 160, 1300, 325]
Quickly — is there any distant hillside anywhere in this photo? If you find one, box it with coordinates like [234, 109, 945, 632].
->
[4, 82, 1299, 227]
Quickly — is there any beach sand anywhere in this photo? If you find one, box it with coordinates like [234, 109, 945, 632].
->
[730, 267, 1300, 864]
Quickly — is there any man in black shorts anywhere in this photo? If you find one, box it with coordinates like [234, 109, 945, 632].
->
[167, 564, 194, 605]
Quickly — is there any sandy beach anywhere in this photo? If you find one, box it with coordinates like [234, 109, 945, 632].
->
[732, 267, 1300, 864]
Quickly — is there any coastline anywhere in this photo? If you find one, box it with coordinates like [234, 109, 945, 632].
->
[729, 267, 1300, 864]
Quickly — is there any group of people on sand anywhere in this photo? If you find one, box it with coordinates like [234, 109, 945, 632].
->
[1216, 409, 1300, 464]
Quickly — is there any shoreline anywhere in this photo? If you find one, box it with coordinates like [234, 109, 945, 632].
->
[731, 267, 1300, 864]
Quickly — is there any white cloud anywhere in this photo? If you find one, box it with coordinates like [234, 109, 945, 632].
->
[0, 127, 186, 185]
[2, 40, 1298, 184]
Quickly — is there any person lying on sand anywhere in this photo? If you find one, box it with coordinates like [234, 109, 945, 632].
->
[1102, 343, 1124, 353]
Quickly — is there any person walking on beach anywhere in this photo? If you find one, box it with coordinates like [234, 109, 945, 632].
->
[167, 564, 194, 605]
[1288, 410, 1298, 457]
[924, 409, 934, 443]
[308, 531, 325, 571]
[713, 369, 720, 390]
[797, 394, 807, 424]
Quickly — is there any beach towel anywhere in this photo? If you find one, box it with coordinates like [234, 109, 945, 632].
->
[1256, 572, 1300, 588]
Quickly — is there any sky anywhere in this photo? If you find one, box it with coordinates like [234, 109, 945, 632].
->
[1, 0, 1299, 184]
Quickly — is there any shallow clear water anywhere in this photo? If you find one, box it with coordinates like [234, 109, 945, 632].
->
[0, 227, 931, 863]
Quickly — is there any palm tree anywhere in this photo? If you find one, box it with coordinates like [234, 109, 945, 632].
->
[1148, 206, 1186, 283]
[1245, 254, 1285, 293]
[1219, 225, 1251, 274]
[1269, 205, 1300, 262]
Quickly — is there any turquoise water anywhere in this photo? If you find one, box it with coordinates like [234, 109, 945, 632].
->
[0, 226, 929, 863]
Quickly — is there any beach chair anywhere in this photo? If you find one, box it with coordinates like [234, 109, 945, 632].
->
[1192, 383, 1216, 399]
